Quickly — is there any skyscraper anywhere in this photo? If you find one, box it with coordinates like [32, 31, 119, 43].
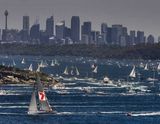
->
[111, 25, 123, 45]
[22, 16, 30, 41]
[56, 21, 65, 40]
[30, 24, 40, 41]
[101, 23, 108, 43]
[23, 16, 29, 31]
[137, 31, 145, 44]
[46, 16, 54, 37]
[71, 16, 80, 43]
[81, 21, 91, 44]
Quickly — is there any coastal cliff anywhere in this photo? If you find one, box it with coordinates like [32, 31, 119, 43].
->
[0, 65, 63, 87]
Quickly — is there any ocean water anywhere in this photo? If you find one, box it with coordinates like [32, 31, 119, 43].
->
[0, 55, 160, 124]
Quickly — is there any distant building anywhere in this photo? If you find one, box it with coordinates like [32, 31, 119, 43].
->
[46, 16, 54, 37]
[129, 31, 136, 45]
[101, 23, 107, 43]
[64, 27, 71, 38]
[23, 16, 29, 31]
[147, 35, 154, 44]
[22, 16, 30, 41]
[81, 21, 92, 44]
[56, 21, 65, 40]
[91, 31, 99, 44]
[71, 16, 80, 43]
[137, 31, 145, 44]
[30, 24, 40, 42]
[111, 25, 123, 45]
[106, 27, 112, 44]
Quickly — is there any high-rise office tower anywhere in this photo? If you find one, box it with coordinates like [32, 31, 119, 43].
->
[71, 16, 80, 43]
[137, 31, 145, 44]
[22, 16, 30, 41]
[23, 16, 29, 31]
[129, 30, 136, 45]
[46, 16, 54, 37]
[111, 25, 123, 45]
[56, 21, 65, 40]
[81, 21, 91, 44]
[30, 24, 40, 41]
[101, 23, 108, 43]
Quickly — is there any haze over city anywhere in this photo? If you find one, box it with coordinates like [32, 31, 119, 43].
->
[0, 0, 159, 38]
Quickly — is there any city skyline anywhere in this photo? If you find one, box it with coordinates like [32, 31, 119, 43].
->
[0, 0, 159, 38]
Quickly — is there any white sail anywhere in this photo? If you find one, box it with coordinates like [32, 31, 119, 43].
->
[36, 64, 41, 72]
[93, 66, 98, 73]
[129, 66, 136, 78]
[29, 64, 33, 71]
[21, 58, 25, 64]
[13, 60, 16, 66]
[75, 67, 80, 76]
[144, 64, 148, 70]
[55, 59, 60, 66]
[63, 66, 69, 75]
[51, 60, 55, 66]
[157, 63, 160, 71]
[28, 91, 38, 115]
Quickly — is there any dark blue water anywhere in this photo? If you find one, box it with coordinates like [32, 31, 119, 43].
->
[0, 55, 160, 124]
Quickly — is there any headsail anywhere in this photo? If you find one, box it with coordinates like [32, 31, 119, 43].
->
[28, 84, 38, 114]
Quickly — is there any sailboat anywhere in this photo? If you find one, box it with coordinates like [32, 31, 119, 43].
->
[36, 64, 41, 72]
[28, 75, 54, 115]
[13, 60, 16, 66]
[75, 67, 80, 76]
[28, 64, 33, 71]
[157, 63, 160, 71]
[129, 66, 136, 78]
[55, 59, 60, 66]
[50, 60, 55, 67]
[63, 66, 69, 75]
[144, 64, 148, 70]
[21, 58, 25, 64]
[93, 66, 98, 73]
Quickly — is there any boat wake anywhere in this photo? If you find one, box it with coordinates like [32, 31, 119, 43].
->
[131, 112, 160, 117]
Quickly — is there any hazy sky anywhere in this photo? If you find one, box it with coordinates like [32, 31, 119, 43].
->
[0, 0, 160, 38]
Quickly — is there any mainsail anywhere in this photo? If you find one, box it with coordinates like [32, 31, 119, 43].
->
[28, 64, 33, 71]
[129, 66, 136, 78]
[75, 67, 80, 76]
[21, 58, 25, 64]
[93, 66, 98, 73]
[36, 64, 41, 72]
[51, 60, 55, 66]
[157, 63, 160, 71]
[144, 64, 148, 70]
[63, 66, 69, 75]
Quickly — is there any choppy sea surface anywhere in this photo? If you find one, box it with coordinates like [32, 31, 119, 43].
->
[0, 55, 160, 124]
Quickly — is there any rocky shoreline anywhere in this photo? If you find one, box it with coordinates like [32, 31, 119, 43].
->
[0, 65, 63, 88]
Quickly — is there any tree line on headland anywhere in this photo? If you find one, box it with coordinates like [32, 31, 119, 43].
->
[0, 43, 160, 60]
